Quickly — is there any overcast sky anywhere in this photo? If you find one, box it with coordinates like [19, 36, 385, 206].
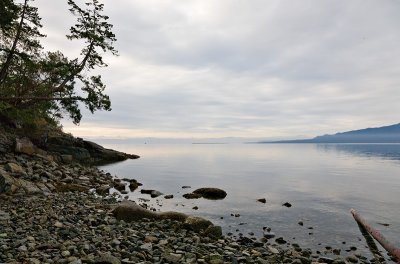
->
[34, 0, 400, 140]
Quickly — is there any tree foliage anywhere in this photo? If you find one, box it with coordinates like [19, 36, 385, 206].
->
[0, 0, 117, 124]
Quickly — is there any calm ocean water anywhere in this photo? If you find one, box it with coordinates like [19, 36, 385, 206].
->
[99, 143, 400, 261]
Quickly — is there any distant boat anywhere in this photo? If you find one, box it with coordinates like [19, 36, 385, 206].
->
[261, 123, 400, 144]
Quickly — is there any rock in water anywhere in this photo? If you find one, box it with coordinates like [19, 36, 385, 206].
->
[183, 193, 202, 199]
[257, 198, 266, 203]
[192, 187, 227, 200]
[282, 202, 292, 208]
[183, 216, 213, 232]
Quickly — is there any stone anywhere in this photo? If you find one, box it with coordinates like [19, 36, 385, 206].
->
[257, 198, 266, 203]
[183, 192, 202, 199]
[193, 187, 227, 199]
[346, 255, 358, 263]
[61, 154, 73, 163]
[113, 201, 159, 221]
[164, 194, 174, 199]
[96, 184, 111, 195]
[150, 190, 163, 198]
[95, 254, 121, 264]
[0, 169, 19, 193]
[263, 232, 276, 239]
[267, 246, 280, 254]
[4, 162, 25, 174]
[140, 243, 152, 251]
[183, 216, 213, 232]
[164, 253, 182, 263]
[204, 225, 223, 239]
[19, 179, 42, 194]
[114, 181, 126, 191]
[283, 202, 292, 207]
[15, 137, 35, 155]
[275, 237, 287, 244]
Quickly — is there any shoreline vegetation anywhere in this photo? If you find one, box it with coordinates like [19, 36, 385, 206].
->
[0, 123, 397, 264]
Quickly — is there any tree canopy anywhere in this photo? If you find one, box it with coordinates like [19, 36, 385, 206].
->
[0, 0, 117, 125]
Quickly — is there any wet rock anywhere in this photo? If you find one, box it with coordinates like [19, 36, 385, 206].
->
[182, 186, 191, 189]
[204, 225, 223, 239]
[164, 194, 174, 199]
[183, 216, 213, 232]
[263, 232, 276, 239]
[150, 190, 163, 198]
[114, 181, 126, 191]
[96, 184, 111, 195]
[346, 255, 358, 263]
[283, 202, 292, 207]
[193, 187, 227, 200]
[183, 193, 202, 199]
[128, 181, 139, 191]
[275, 237, 287, 244]
[257, 198, 266, 203]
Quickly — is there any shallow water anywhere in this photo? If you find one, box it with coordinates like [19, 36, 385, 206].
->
[99, 143, 400, 261]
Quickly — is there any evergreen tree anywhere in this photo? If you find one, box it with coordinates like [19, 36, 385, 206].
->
[0, 0, 117, 124]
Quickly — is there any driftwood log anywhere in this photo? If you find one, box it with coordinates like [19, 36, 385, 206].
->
[351, 208, 400, 263]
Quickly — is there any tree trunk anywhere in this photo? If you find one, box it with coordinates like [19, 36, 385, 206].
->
[0, 0, 28, 85]
[351, 209, 400, 263]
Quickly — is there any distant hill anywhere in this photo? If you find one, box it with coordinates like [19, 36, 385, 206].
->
[263, 123, 400, 143]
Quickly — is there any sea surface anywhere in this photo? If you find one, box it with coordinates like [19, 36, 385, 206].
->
[99, 143, 400, 261]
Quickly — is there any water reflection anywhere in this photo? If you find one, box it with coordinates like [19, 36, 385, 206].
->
[100, 143, 400, 263]
[316, 144, 400, 162]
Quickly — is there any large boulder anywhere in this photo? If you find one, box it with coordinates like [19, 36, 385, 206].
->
[113, 202, 160, 222]
[183, 216, 213, 232]
[193, 187, 227, 200]
[112, 202, 217, 234]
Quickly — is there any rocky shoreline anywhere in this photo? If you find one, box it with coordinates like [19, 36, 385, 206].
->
[0, 135, 394, 263]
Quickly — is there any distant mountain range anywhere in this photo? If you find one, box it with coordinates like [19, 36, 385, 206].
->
[262, 123, 400, 143]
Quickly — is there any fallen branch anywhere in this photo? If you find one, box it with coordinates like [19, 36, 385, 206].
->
[351, 208, 400, 263]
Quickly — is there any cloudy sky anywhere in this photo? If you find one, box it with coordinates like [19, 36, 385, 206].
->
[35, 0, 400, 140]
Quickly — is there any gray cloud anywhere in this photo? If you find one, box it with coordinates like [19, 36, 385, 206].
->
[34, 0, 400, 139]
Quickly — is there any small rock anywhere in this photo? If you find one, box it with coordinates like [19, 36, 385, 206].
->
[283, 202, 292, 207]
[257, 198, 266, 203]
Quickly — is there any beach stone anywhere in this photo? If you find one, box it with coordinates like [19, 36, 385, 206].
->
[257, 198, 266, 203]
[0, 169, 19, 193]
[283, 202, 292, 207]
[129, 182, 139, 191]
[184, 216, 213, 232]
[150, 190, 163, 198]
[96, 184, 111, 195]
[15, 137, 35, 155]
[193, 187, 227, 199]
[164, 253, 182, 263]
[19, 179, 42, 194]
[204, 225, 223, 239]
[95, 254, 121, 264]
[183, 193, 202, 199]
[113, 201, 159, 221]
[346, 255, 358, 263]
[164, 194, 174, 199]
[4, 162, 25, 174]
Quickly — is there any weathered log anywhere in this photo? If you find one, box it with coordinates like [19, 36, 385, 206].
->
[351, 208, 400, 263]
